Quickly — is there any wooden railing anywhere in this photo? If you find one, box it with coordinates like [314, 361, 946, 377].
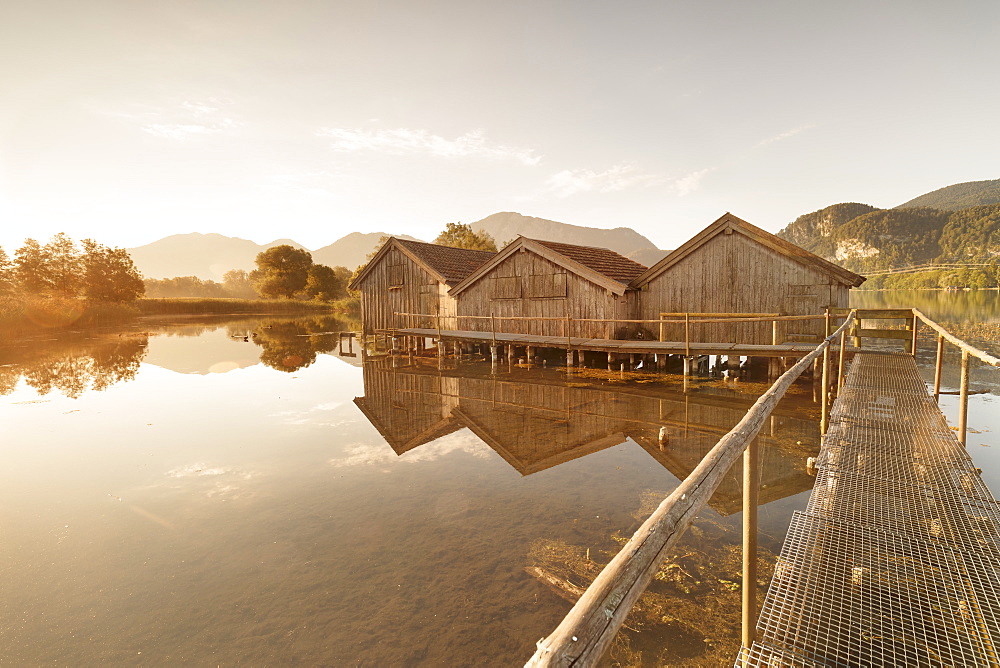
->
[913, 309, 1000, 445]
[523, 312, 857, 667]
[390, 310, 836, 350]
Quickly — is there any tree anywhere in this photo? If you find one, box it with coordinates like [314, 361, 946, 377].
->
[434, 222, 497, 251]
[14, 238, 52, 293]
[222, 269, 258, 298]
[0, 247, 14, 296]
[81, 239, 145, 302]
[303, 264, 345, 302]
[251, 245, 313, 298]
[45, 233, 84, 297]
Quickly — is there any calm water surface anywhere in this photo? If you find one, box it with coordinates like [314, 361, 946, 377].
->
[2, 303, 997, 666]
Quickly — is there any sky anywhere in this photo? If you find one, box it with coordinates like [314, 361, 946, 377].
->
[1, 0, 998, 253]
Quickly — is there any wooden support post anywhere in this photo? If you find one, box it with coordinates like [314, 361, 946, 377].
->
[566, 349, 574, 370]
[772, 319, 779, 346]
[837, 326, 847, 396]
[959, 349, 970, 445]
[527, 346, 535, 364]
[391, 336, 400, 354]
[629, 354, 636, 369]
[911, 314, 919, 357]
[727, 355, 740, 376]
[742, 437, 759, 651]
[659, 317, 665, 343]
[507, 344, 515, 364]
[607, 352, 614, 370]
[934, 334, 944, 403]
[820, 343, 830, 434]
[491, 345, 499, 365]
[684, 313, 691, 359]
[683, 356, 693, 377]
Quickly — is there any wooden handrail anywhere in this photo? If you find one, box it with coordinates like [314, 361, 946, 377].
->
[525, 311, 857, 667]
[391, 312, 837, 326]
[912, 308, 1000, 367]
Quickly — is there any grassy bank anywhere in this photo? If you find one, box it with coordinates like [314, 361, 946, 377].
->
[137, 297, 358, 316]
[0, 297, 140, 337]
[0, 296, 360, 336]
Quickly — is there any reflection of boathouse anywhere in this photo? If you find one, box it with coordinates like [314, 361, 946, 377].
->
[354, 359, 817, 515]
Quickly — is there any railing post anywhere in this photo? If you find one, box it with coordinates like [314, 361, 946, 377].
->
[742, 437, 759, 650]
[934, 334, 944, 402]
[685, 313, 691, 358]
[959, 349, 970, 445]
[821, 341, 830, 435]
[837, 320, 847, 396]
[911, 313, 919, 357]
[771, 319, 778, 346]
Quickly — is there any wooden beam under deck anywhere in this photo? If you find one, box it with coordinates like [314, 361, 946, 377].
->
[379, 327, 855, 359]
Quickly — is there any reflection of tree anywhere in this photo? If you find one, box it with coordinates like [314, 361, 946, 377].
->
[1, 334, 147, 398]
[252, 316, 343, 372]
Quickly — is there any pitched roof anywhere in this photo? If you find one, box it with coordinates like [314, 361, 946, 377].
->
[632, 213, 866, 288]
[532, 239, 648, 284]
[394, 239, 496, 285]
[449, 236, 648, 296]
[348, 237, 496, 290]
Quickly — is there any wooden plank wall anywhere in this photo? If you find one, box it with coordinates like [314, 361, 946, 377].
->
[638, 232, 850, 344]
[455, 250, 640, 339]
[356, 246, 457, 335]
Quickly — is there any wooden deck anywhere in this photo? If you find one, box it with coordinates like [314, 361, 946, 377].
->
[380, 327, 836, 358]
[739, 351, 1000, 666]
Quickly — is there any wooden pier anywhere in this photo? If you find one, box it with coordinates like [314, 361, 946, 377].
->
[521, 309, 1000, 667]
[739, 350, 1000, 666]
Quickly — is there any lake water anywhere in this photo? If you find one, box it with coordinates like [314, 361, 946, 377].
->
[3, 298, 1000, 666]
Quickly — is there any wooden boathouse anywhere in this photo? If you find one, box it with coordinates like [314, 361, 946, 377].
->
[633, 213, 866, 345]
[349, 237, 495, 337]
[448, 236, 648, 339]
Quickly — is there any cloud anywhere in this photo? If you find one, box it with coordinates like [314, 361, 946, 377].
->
[755, 124, 816, 148]
[317, 127, 541, 166]
[142, 119, 237, 139]
[545, 163, 667, 198]
[671, 167, 713, 196]
[108, 97, 241, 140]
[328, 430, 492, 469]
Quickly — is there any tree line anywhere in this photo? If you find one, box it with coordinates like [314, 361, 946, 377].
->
[146, 246, 354, 301]
[0, 233, 144, 302]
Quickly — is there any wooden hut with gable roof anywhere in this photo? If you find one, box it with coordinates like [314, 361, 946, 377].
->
[349, 237, 496, 337]
[632, 213, 865, 345]
[449, 236, 649, 339]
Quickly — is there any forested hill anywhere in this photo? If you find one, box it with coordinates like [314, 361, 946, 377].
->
[777, 179, 1000, 275]
[896, 179, 1000, 210]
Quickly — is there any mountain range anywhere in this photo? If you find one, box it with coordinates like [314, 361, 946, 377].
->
[128, 178, 1000, 281]
[128, 213, 667, 280]
[777, 178, 1000, 273]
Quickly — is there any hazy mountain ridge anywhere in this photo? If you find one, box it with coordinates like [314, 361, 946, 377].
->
[471, 212, 660, 258]
[128, 233, 307, 281]
[129, 213, 668, 280]
[777, 179, 1000, 272]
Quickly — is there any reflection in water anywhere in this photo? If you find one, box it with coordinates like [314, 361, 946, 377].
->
[0, 332, 148, 398]
[0, 317, 832, 666]
[353, 355, 821, 663]
[355, 357, 818, 515]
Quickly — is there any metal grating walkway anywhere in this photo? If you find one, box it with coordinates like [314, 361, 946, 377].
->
[739, 351, 1000, 666]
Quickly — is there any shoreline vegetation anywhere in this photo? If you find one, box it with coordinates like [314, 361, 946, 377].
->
[0, 295, 360, 336]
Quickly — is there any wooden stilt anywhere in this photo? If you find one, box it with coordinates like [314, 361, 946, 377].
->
[742, 437, 759, 651]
